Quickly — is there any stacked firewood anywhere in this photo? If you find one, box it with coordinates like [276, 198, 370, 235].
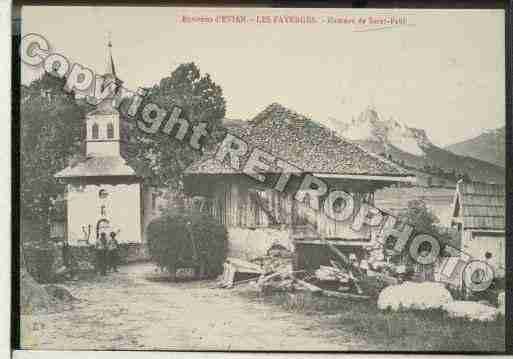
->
[218, 239, 413, 301]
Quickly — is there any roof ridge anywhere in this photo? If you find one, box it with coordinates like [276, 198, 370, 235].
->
[185, 104, 415, 177]
[251, 102, 310, 125]
[250, 103, 409, 176]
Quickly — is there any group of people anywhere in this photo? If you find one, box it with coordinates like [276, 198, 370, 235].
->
[95, 231, 120, 275]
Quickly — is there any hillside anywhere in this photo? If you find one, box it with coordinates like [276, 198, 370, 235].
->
[444, 127, 505, 168]
[334, 107, 505, 185]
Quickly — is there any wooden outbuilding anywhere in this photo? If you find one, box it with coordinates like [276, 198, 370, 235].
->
[450, 180, 505, 277]
[184, 103, 415, 265]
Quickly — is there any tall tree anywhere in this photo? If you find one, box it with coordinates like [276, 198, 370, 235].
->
[124, 62, 226, 189]
[20, 74, 84, 239]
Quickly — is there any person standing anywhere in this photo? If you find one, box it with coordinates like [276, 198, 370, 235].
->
[61, 239, 75, 278]
[108, 231, 120, 273]
[96, 232, 108, 275]
[62, 239, 71, 268]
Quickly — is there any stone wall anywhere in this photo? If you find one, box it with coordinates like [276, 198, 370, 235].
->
[69, 243, 149, 268]
[68, 245, 96, 272]
[24, 242, 150, 281]
[119, 243, 149, 263]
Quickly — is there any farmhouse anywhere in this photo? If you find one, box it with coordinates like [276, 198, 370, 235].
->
[184, 103, 415, 265]
[450, 180, 505, 277]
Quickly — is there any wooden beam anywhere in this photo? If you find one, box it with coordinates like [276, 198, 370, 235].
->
[313, 173, 416, 183]
[249, 190, 278, 225]
[294, 239, 375, 246]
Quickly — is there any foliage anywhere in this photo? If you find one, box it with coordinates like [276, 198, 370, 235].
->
[147, 211, 227, 279]
[399, 199, 457, 252]
[23, 245, 58, 283]
[401, 199, 440, 235]
[124, 62, 226, 189]
[20, 74, 84, 238]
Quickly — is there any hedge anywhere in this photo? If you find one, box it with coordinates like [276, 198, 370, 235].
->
[147, 211, 228, 279]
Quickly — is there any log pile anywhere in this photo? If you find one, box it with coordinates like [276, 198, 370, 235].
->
[218, 257, 263, 288]
[314, 265, 351, 283]
[217, 237, 420, 301]
[218, 243, 295, 288]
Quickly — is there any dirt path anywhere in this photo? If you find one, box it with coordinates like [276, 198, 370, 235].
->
[20, 262, 368, 351]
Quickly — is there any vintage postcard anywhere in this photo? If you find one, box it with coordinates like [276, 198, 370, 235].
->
[17, 5, 506, 353]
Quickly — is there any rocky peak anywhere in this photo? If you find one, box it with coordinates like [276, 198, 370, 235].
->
[340, 107, 433, 156]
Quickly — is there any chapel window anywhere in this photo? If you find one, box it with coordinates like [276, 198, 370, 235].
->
[92, 123, 99, 139]
[107, 123, 114, 139]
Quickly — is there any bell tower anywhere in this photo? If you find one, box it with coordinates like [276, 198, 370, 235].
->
[85, 40, 125, 157]
[55, 36, 154, 252]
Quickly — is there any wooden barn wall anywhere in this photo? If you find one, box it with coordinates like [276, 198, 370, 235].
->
[208, 181, 375, 240]
[317, 192, 373, 240]
[210, 182, 295, 227]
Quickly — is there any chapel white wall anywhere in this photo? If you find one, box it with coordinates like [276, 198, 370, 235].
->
[66, 182, 142, 245]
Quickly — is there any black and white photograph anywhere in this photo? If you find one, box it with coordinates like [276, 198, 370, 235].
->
[16, 5, 507, 353]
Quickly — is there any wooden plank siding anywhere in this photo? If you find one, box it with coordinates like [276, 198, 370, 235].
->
[206, 182, 376, 240]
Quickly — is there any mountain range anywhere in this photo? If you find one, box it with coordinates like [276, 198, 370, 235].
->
[444, 127, 505, 168]
[330, 107, 505, 185]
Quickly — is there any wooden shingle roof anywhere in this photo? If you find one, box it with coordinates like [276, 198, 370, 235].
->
[186, 103, 412, 178]
[457, 181, 505, 230]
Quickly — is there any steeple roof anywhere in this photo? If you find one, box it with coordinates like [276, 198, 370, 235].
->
[90, 38, 123, 111]
[103, 38, 122, 92]
[106, 40, 117, 78]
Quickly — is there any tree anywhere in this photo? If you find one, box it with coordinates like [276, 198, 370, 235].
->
[401, 199, 440, 236]
[20, 74, 84, 240]
[401, 199, 459, 253]
[124, 62, 226, 189]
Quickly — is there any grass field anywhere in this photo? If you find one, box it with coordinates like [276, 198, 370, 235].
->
[241, 290, 505, 352]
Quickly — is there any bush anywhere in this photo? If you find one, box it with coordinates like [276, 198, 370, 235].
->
[147, 211, 227, 279]
[22, 244, 60, 283]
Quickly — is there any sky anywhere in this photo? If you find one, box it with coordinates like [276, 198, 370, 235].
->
[21, 6, 505, 146]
